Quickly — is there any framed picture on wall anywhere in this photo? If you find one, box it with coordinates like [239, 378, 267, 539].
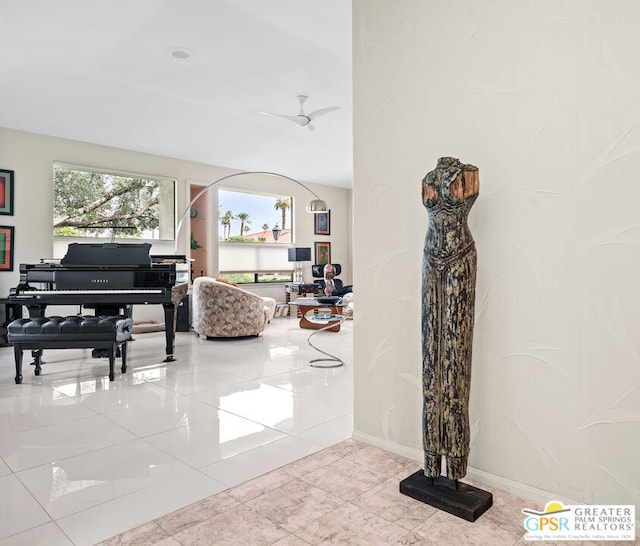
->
[314, 241, 331, 265]
[0, 226, 15, 271]
[0, 169, 15, 216]
[314, 210, 330, 235]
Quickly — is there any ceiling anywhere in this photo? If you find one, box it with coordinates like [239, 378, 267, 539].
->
[0, 0, 353, 188]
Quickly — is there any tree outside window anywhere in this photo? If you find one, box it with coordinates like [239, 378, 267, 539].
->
[53, 165, 175, 240]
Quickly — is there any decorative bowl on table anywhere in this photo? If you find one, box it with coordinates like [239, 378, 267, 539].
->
[316, 296, 342, 304]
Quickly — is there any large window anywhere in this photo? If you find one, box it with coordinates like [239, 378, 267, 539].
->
[218, 188, 293, 282]
[218, 189, 291, 243]
[53, 164, 175, 240]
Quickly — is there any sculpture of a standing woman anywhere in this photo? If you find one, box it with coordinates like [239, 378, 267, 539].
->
[422, 157, 479, 480]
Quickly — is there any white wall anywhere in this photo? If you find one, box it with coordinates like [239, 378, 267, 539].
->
[0, 128, 352, 306]
[353, 0, 640, 512]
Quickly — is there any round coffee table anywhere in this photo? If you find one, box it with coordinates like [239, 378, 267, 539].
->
[304, 313, 346, 368]
[291, 298, 345, 332]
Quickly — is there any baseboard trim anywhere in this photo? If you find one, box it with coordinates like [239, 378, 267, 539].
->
[352, 431, 640, 533]
[351, 431, 578, 506]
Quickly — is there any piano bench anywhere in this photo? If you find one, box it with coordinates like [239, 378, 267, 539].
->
[7, 315, 133, 384]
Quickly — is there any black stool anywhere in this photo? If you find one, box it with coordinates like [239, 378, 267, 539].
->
[7, 315, 133, 384]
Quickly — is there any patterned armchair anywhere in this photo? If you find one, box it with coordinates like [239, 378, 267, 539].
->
[191, 277, 276, 338]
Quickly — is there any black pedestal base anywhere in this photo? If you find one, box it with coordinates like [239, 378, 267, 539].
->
[399, 470, 493, 522]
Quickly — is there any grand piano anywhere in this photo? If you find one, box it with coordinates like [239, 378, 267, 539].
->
[8, 242, 187, 361]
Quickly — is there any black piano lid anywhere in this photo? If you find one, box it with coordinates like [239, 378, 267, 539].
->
[61, 243, 152, 266]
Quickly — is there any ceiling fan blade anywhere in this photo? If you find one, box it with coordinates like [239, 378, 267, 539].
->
[255, 111, 301, 124]
[307, 106, 340, 121]
[306, 123, 316, 132]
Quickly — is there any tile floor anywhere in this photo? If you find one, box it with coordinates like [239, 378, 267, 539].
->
[100, 440, 638, 546]
[0, 316, 353, 545]
[2, 317, 636, 546]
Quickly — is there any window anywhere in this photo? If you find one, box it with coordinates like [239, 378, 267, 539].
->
[218, 189, 291, 243]
[220, 272, 294, 284]
[218, 188, 294, 282]
[53, 164, 175, 240]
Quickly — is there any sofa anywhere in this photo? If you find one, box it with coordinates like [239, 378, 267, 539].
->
[191, 277, 276, 338]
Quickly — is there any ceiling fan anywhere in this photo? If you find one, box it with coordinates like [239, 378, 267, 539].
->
[256, 95, 340, 132]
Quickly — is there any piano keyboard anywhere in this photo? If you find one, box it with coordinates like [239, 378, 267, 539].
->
[20, 289, 164, 295]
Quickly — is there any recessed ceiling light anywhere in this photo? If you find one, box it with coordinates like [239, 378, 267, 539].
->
[165, 46, 196, 61]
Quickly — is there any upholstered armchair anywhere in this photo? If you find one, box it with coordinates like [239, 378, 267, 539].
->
[191, 277, 276, 338]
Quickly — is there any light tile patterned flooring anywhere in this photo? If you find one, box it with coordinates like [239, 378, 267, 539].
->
[102, 439, 638, 545]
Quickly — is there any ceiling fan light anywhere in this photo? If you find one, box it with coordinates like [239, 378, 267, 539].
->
[306, 199, 328, 213]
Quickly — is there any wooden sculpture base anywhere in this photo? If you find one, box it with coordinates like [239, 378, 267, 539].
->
[399, 470, 492, 522]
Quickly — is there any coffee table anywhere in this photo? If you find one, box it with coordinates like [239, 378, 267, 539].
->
[290, 298, 345, 332]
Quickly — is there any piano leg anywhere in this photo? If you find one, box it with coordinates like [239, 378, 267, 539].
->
[27, 304, 46, 318]
[14, 346, 44, 382]
[31, 349, 43, 375]
[162, 303, 176, 362]
[25, 306, 46, 373]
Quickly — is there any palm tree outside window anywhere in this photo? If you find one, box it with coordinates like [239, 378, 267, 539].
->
[218, 188, 294, 284]
[218, 189, 292, 244]
[274, 198, 291, 231]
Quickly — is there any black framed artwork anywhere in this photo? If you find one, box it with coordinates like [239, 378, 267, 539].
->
[0, 225, 14, 271]
[314, 210, 330, 235]
[0, 169, 14, 216]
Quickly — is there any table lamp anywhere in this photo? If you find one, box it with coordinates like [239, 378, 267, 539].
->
[288, 247, 311, 283]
